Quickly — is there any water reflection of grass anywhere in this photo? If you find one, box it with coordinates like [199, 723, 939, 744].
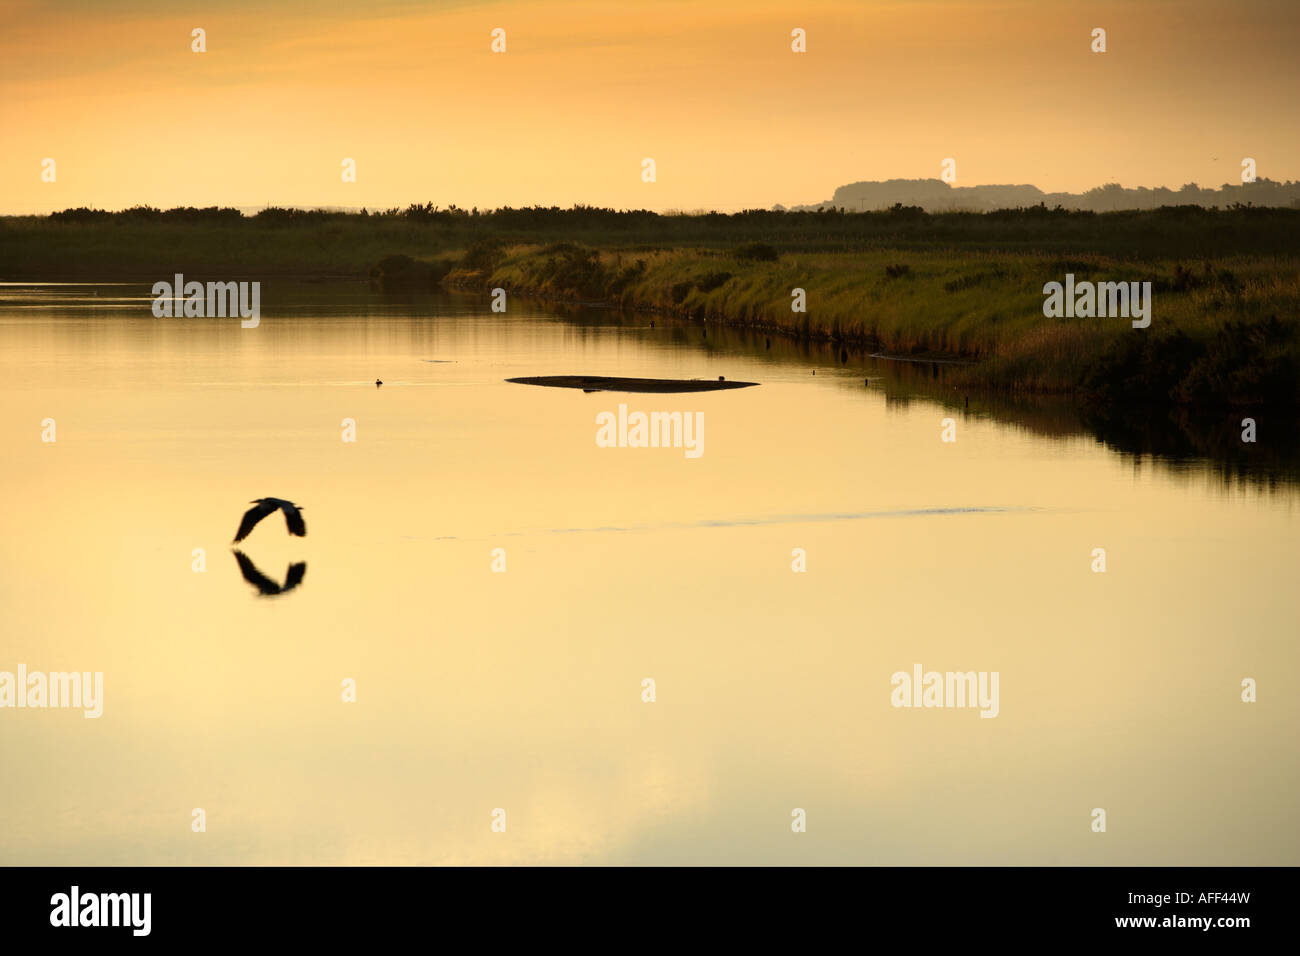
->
[587, 309, 1300, 486]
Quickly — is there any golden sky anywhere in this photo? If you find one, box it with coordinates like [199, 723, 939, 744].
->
[2, 0, 1297, 213]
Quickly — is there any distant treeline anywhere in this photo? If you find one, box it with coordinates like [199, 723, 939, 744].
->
[6, 204, 1300, 278]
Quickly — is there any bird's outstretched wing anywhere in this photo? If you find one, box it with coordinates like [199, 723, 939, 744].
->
[233, 550, 281, 595]
[281, 502, 307, 537]
[233, 500, 277, 543]
[281, 562, 307, 592]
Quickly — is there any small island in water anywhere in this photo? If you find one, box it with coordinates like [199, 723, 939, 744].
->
[507, 375, 759, 393]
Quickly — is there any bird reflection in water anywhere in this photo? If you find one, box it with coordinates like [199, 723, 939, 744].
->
[232, 549, 307, 597]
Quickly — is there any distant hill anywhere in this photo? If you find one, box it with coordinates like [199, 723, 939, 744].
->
[780, 177, 1300, 212]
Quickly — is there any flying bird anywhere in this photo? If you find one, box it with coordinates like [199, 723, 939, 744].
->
[233, 550, 307, 596]
[232, 497, 307, 543]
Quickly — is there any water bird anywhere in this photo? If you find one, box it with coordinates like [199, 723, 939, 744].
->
[375, 379, 383, 387]
[232, 497, 307, 543]
[232, 550, 307, 596]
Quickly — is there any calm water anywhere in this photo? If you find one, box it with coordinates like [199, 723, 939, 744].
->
[1, 282, 1296, 865]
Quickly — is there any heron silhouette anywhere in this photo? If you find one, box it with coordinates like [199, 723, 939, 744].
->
[232, 550, 307, 596]
[232, 497, 307, 543]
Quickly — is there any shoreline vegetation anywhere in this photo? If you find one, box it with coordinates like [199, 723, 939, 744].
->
[4, 204, 1298, 411]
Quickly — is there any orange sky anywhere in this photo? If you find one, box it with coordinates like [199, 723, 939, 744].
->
[2, 0, 1297, 213]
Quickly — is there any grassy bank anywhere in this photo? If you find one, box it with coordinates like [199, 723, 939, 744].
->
[449, 240, 1300, 407]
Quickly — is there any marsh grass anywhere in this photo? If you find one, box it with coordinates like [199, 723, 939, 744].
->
[456, 244, 1298, 405]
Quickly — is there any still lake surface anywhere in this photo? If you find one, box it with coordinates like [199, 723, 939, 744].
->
[1, 281, 1296, 864]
